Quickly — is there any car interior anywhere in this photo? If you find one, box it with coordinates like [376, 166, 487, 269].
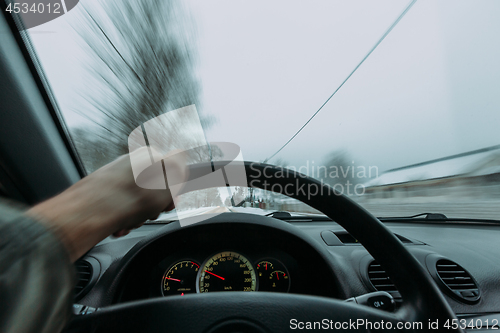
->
[1, 1, 500, 332]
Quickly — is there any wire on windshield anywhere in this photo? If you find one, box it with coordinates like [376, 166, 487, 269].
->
[264, 0, 418, 163]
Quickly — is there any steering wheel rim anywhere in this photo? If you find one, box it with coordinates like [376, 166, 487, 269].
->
[67, 161, 463, 333]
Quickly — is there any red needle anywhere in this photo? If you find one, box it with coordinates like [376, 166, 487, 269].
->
[276, 272, 279, 280]
[166, 277, 181, 282]
[266, 262, 268, 270]
[205, 270, 225, 280]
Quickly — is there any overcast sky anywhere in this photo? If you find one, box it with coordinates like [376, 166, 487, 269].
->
[28, 0, 500, 173]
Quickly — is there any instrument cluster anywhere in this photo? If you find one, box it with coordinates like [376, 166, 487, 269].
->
[159, 251, 292, 297]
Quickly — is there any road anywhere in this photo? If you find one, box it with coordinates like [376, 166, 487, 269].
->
[358, 201, 500, 220]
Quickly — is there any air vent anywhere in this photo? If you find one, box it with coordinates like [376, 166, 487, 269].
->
[435, 259, 480, 303]
[74, 260, 93, 298]
[367, 261, 401, 299]
[73, 258, 100, 301]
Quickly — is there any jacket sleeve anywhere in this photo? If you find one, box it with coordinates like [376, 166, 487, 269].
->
[0, 199, 75, 333]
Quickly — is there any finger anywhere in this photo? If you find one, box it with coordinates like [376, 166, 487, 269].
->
[164, 199, 176, 212]
[112, 229, 131, 238]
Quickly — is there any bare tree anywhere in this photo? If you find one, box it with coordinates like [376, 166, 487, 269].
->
[322, 149, 359, 186]
[72, 0, 209, 171]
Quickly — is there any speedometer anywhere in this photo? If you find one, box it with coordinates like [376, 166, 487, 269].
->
[198, 251, 257, 293]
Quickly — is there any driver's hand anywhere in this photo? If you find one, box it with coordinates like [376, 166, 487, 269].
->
[26, 147, 188, 262]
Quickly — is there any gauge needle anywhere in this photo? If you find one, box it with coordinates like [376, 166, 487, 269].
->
[166, 277, 181, 282]
[205, 270, 225, 280]
[276, 272, 279, 280]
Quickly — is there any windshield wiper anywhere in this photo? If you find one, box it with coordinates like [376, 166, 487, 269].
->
[265, 211, 333, 222]
[378, 212, 448, 220]
[378, 213, 500, 225]
[265, 211, 292, 218]
[267, 211, 500, 226]
[144, 218, 178, 225]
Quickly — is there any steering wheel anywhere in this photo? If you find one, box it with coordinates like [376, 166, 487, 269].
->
[67, 161, 463, 333]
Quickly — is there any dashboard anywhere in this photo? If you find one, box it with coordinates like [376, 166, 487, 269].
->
[112, 215, 339, 304]
[72, 212, 500, 331]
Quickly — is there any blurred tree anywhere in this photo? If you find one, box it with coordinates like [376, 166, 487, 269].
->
[233, 187, 246, 204]
[212, 190, 223, 207]
[322, 150, 359, 186]
[70, 0, 230, 211]
[71, 127, 111, 173]
[273, 158, 289, 168]
[224, 196, 232, 207]
[72, 0, 210, 169]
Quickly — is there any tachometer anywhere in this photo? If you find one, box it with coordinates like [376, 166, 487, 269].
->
[161, 260, 200, 296]
[198, 251, 256, 293]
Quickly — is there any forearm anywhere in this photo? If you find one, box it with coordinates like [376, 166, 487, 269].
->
[25, 177, 153, 262]
[25, 149, 184, 262]
[0, 200, 74, 333]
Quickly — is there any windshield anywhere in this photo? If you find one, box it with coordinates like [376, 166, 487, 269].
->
[21, 0, 500, 220]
